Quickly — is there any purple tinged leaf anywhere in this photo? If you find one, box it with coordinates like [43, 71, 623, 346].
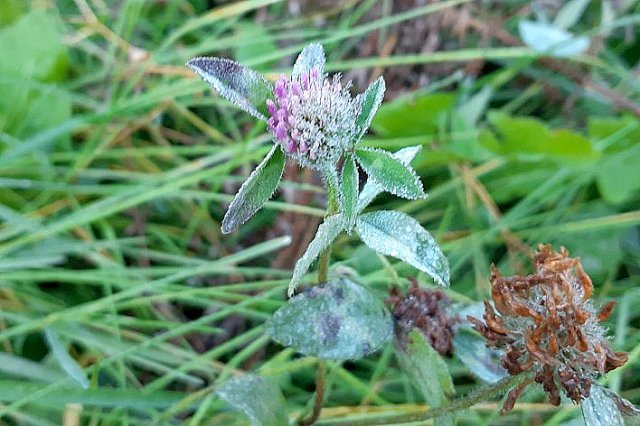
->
[186, 57, 272, 120]
[292, 43, 325, 80]
[221, 146, 285, 234]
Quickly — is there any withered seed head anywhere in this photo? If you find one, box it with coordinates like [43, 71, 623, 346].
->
[387, 277, 456, 356]
[470, 244, 628, 414]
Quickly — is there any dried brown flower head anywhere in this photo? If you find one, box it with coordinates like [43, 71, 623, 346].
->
[470, 244, 628, 413]
[387, 277, 456, 356]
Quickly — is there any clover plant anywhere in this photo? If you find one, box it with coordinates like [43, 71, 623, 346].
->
[186, 44, 636, 426]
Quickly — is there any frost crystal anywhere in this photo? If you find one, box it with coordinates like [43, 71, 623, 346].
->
[266, 67, 361, 169]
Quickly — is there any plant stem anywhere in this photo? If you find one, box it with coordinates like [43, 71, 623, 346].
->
[299, 361, 327, 426]
[317, 178, 339, 284]
[318, 374, 528, 426]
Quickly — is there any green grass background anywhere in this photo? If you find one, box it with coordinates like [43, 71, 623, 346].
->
[0, 0, 639, 424]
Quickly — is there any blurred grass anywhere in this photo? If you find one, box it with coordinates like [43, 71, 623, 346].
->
[0, 0, 639, 425]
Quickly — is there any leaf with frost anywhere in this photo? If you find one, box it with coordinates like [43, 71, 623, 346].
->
[292, 42, 325, 80]
[355, 147, 426, 200]
[581, 384, 624, 426]
[518, 20, 590, 57]
[288, 214, 345, 296]
[340, 155, 358, 231]
[396, 329, 454, 408]
[358, 145, 421, 210]
[356, 210, 449, 287]
[222, 146, 285, 234]
[216, 374, 287, 426]
[44, 327, 89, 389]
[355, 76, 385, 141]
[453, 328, 507, 384]
[267, 278, 393, 360]
[186, 57, 272, 120]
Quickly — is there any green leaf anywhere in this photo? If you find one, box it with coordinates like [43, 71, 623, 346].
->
[340, 155, 358, 230]
[453, 328, 507, 383]
[292, 43, 325, 80]
[371, 93, 455, 137]
[0, 9, 68, 81]
[356, 211, 449, 287]
[288, 214, 345, 296]
[43, 327, 89, 389]
[222, 146, 285, 234]
[216, 374, 288, 426]
[355, 76, 385, 141]
[596, 142, 640, 205]
[358, 145, 421, 210]
[186, 57, 272, 120]
[581, 384, 624, 426]
[484, 111, 598, 163]
[267, 278, 393, 360]
[396, 329, 454, 408]
[355, 147, 425, 200]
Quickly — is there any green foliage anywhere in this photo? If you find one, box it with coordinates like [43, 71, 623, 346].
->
[0, 8, 70, 147]
[221, 146, 285, 234]
[267, 278, 393, 360]
[355, 147, 426, 199]
[216, 374, 288, 426]
[371, 93, 455, 137]
[340, 154, 358, 230]
[395, 329, 454, 408]
[356, 211, 450, 287]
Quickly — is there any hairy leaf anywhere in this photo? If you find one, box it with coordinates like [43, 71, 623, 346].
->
[358, 145, 421, 210]
[292, 42, 325, 80]
[186, 57, 272, 120]
[222, 146, 285, 234]
[267, 278, 393, 360]
[356, 211, 449, 287]
[216, 374, 287, 426]
[396, 329, 454, 408]
[453, 328, 507, 383]
[288, 214, 345, 296]
[340, 155, 358, 230]
[355, 76, 385, 141]
[582, 384, 624, 426]
[355, 147, 425, 200]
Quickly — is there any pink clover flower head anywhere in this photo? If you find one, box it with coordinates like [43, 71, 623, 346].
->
[266, 67, 361, 169]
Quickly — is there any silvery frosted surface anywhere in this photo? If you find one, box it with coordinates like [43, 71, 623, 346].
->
[581, 384, 624, 426]
[452, 328, 507, 384]
[356, 210, 449, 287]
[355, 76, 385, 141]
[267, 278, 393, 361]
[221, 146, 285, 234]
[216, 374, 287, 426]
[292, 43, 325, 80]
[288, 214, 345, 296]
[358, 145, 422, 210]
[186, 57, 272, 120]
[340, 155, 358, 230]
[356, 147, 426, 200]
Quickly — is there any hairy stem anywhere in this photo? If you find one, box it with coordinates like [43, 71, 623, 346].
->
[317, 178, 339, 284]
[318, 374, 528, 426]
[299, 361, 327, 426]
